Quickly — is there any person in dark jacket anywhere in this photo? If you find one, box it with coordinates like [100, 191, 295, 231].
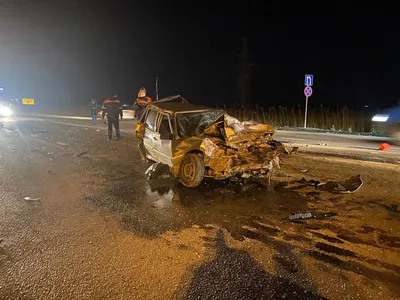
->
[89, 99, 98, 125]
[101, 95, 123, 140]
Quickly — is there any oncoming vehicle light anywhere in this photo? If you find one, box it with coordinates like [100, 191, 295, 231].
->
[372, 114, 389, 122]
[0, 105, 12, 117]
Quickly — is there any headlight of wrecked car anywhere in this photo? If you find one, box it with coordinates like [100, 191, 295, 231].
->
[0, 106, 12, 117]
[372, 114, 389, 122]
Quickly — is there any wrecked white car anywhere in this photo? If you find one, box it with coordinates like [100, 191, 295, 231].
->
[135, 95, 289, 187]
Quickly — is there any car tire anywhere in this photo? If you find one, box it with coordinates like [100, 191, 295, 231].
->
[179, 153, 205, 188]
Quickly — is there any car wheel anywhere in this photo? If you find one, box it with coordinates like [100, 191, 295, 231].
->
[179, 153, 205, 188]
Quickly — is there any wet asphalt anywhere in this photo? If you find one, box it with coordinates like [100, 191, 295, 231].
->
[0, 117, 399, 300]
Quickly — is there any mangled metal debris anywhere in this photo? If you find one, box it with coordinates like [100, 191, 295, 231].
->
[318, 174, 363, 194]
[298, 175, 363, 194]
[201, 115, 289, 184]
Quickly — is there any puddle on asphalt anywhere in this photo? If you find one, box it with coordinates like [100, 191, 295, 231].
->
[83, 177, 311, 239]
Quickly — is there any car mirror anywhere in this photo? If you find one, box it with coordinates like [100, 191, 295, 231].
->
[160, 132, 173, 140]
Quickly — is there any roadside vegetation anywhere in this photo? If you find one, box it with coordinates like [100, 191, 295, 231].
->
[226, 105, 373, 134]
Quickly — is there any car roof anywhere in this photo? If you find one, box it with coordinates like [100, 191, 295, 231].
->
[152, 95, 189, 104]
[150, 102, 223, 114]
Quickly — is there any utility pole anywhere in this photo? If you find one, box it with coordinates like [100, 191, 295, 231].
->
[237, 37, 254, 107]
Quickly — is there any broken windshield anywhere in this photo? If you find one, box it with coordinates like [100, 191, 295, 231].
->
[176, 111, 224, 138]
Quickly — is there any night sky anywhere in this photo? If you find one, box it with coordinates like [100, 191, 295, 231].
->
[0, 1, 398, 110]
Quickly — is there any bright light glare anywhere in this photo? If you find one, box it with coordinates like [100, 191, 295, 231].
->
[0, 106, 12, 117]
[372, 114, 389, 122]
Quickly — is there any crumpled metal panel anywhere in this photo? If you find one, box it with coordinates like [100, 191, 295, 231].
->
[170, 114, 288, 182]
[170, 137, 204, 177]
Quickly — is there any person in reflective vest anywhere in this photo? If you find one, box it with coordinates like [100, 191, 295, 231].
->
[101, 95, 123, 140]
[135, 87, 152, 120]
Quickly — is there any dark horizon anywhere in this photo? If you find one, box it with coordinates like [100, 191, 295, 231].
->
[0, 1, 399, 111]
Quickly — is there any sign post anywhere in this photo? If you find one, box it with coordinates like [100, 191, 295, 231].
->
[303, 74, 313, 128]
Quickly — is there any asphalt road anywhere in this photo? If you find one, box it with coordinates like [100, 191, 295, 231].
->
[21, 113, 400, 151]
[0, 116, 399, 300]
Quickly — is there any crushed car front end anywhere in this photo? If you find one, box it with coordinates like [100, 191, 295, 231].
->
[199, 115, 289, 183]
[171, 113, 289, 184]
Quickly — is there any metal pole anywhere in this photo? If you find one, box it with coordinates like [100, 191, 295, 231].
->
[156, 77, 159, 100]
[304, 96, 308, 128]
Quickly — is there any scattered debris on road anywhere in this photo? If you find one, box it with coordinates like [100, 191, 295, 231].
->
[145, 163, 171, 180]
[24, 197, 40, 201]
[56, 142, 68, 146]
[289, 212, 337, 221]
[298, 178, 320, 186]
[290, 146, 299, 154]
[75, 151, 89, 157]
[318, 174, 363, 194]
[297, 175, 363, 194]
[295, 168, 309, 173]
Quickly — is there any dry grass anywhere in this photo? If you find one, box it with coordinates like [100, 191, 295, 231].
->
[225, 105, 372, 133]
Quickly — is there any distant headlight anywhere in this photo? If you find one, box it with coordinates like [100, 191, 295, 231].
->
[0, 106, 12, 117]
[372, 114, 389, 122]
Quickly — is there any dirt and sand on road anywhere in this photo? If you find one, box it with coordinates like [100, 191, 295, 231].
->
[0, 118, 399, 299]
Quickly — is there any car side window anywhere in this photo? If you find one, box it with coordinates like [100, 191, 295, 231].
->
[145, 109, 157, 131]
[158, 114, 172, 136]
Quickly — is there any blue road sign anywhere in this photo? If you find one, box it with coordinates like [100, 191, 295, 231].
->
[304, 86, 313, 97]
[304, 74, 313, 86]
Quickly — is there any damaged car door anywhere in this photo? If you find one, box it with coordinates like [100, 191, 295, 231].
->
[143, 108, 158, 159]
[152, 113, 174, 167]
